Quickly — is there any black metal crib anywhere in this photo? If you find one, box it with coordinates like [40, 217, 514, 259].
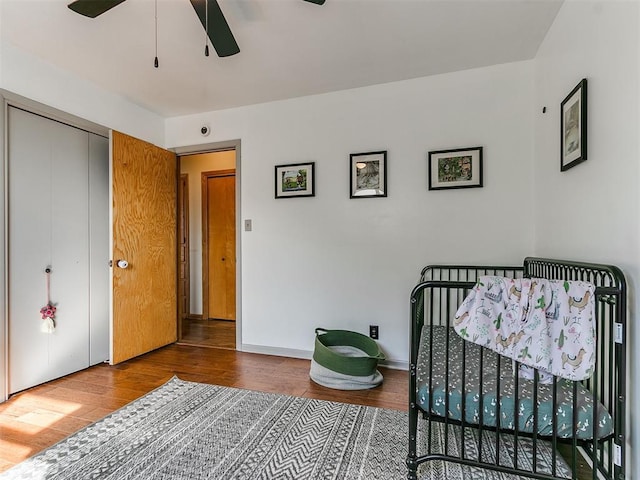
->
[407, 257, 626, 480]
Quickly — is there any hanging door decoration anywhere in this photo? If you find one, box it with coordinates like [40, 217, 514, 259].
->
[39, 267, 56, 332]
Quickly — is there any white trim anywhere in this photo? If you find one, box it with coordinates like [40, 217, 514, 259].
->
[0, 90, 108, 138]
[0, 96, 7, 402]
[241, 344, 313, 360]
[381, 359, 408, 371]
[240, 344, 408, 371]
[108, 130, 114, 365]
[171, 139, 241, 156]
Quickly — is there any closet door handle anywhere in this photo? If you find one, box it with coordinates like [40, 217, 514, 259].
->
[116, 259, 129, 269]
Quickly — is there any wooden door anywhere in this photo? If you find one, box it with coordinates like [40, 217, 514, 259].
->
[178, 174, 190, 328]
[111, 131, 177, 364]
[203, 171, 236, 321]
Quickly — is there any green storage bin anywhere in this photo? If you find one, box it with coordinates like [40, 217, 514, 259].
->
[310, 328, 385, 390]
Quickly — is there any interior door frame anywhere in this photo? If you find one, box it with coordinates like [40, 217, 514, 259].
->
[0, 97, 8, 402]
[174, 140, 242, 350]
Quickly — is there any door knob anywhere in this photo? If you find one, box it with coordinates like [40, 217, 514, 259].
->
[116, 259, 129, 269]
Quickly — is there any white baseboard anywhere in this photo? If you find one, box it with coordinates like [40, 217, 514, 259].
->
[240, 344, 313, 359]
[240, 344, 408, 371]
[381, 359, 408, 370]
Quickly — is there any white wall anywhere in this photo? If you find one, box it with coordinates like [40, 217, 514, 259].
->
[533, 0, 640, 476]
[166, 60, 536, 365]
[0, 41, 164, 145]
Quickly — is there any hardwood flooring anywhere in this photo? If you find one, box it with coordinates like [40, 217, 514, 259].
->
[0, 345, 592, 479]
[0, 344, 407, 473]
[180, 318, 236, 349]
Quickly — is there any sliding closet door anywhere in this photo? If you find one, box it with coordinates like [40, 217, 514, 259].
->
[89, 133, 110, 365]
[7, 107, 109, 394]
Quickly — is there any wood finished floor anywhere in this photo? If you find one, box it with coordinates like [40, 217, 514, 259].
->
[0, 344, 407, 473]
[180, 318, 236, 349]
[0, 344, 592, 479]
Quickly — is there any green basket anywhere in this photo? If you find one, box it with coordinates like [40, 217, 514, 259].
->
[312, 327, 385, 377]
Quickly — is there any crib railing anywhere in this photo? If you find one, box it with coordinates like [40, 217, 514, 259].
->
[407, 258, 626, 480]
[523, 258, 627, 480]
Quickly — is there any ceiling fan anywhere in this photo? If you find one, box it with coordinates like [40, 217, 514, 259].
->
[67, 0, 325, 58]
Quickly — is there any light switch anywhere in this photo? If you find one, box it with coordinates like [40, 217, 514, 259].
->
[244, 219, 252, 231]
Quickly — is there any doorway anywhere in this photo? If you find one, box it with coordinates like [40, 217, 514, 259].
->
[178, 149, 237, 349]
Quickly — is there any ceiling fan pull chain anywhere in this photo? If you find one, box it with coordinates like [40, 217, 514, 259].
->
[154, 0, 159, 68]
[204, 0, 210, 57]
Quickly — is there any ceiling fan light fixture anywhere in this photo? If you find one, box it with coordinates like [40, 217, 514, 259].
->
[69, 0, 324, 62]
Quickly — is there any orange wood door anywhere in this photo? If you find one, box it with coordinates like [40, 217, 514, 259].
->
[205, 171, 236, 321]
[111, 131, 177, 364]
[178, 174, 190, 324]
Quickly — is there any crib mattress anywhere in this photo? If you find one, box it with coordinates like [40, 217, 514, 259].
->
[416, 325, 613, 439]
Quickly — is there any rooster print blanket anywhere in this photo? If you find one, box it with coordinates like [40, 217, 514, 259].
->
[454, 276, 596, 381]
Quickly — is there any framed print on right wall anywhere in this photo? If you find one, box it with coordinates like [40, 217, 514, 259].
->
[561, 78, 588, 171]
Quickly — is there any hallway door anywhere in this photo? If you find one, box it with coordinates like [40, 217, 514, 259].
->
[203, 170, 236, 321]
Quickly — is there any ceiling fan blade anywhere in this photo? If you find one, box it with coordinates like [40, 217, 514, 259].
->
[67, 0, 126, 18]
[190, 0, 240, 58]
[303, 0, 326, 4]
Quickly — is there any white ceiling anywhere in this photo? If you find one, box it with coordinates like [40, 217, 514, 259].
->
[1, 0, 563, 118]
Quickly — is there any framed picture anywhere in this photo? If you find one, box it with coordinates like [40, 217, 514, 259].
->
[275, 162, 315, 198]
[428, 146, 483, 190]
[561, 78, 587, 171]
[350, 151, 387, 198]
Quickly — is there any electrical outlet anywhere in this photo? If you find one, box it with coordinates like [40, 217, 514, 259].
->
[369, 325, 379, 339]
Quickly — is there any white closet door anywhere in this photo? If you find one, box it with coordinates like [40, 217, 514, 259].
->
[8, 108, 90, 394]
[89, 133, 110, 365]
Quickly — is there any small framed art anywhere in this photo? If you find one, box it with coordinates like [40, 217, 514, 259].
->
[275, 162, 315, 198]
[428, 146, 483, 190]
[561, 78, 587, 171]
[350, 151, 387, 198]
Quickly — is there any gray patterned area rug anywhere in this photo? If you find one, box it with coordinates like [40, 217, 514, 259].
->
[0, 377, 568, 479]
